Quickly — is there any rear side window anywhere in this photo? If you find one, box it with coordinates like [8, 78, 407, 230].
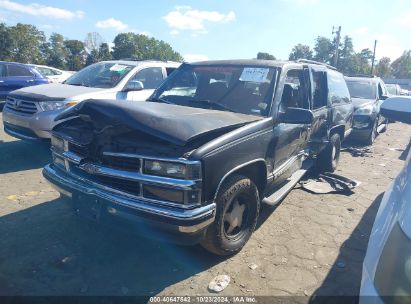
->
[0, 64, 6, 77]
[327, 70, 350, 104]
[7, 65, 33, 77]
[311, 70, 327, 109]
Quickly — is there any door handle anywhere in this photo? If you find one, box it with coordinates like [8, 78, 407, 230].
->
[0, 80, 4, 83]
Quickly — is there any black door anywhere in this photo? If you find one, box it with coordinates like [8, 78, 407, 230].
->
[309, 67, 329, 144]
[272, 68, 311, 180]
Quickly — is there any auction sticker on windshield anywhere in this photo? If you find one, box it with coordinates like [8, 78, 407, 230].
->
[239, 67, 269, 83]
[109, 64, 129, 72]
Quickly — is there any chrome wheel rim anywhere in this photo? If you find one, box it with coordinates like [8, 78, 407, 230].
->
[223, 196, 248, 239]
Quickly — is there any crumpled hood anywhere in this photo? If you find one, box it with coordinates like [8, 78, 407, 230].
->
[9, 83, 106, 101]
[55, 99, 262, 146]
[352, 97, 375, 110]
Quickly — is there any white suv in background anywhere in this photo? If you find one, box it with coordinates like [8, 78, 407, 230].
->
[29, 64, 74, 83]
[2, 60, 180, 140]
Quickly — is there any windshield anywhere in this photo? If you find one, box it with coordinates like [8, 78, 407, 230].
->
[346, 80, 376, 99]
[64, 62, 134, 88]
[152, 64, 277, 116]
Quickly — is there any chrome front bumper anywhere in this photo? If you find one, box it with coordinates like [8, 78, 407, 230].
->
[43, 164, 216, 236]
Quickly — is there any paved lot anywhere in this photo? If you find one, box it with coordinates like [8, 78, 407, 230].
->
[1, 111, 411, 298]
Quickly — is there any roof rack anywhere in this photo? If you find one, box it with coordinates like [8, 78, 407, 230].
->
[119, 58, 180, 63]
[296, 59, 337, 71]
[346, 74, 377, 78]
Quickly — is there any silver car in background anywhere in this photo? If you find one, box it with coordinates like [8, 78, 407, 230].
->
[2, 60, 180, 140]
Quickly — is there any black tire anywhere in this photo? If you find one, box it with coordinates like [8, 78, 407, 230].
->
[364, 118, 378, 146]
[200, 174, 260, 256]
[316, 133, 341, 173]
[380, 117, 389, 133]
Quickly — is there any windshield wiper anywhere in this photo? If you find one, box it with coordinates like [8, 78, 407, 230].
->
[147, 97, 175, 105]
[189, 99, 235, 112]
[67, 83, 87, 87]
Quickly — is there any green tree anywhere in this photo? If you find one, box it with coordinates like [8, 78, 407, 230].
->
[98, 43, 112, 61]
[64, 39, 85, 70]
[46, 33, 68, 69]
[313, 36, 333, 64]
[288, 44, 313, 60]
[9, 23, 46, 64]
[356, 48, 373, 75]
[112, 33, 182, 61]
[375, 57, 392, 78]
[391, 51, 411, 79]
[337, 36, 356, 74]
[256, 52, 276, 60]
[0, 23, 12, 61]
[85, 49, 100, 66]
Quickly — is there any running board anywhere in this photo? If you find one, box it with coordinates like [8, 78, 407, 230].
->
[262, 166, 311, 206]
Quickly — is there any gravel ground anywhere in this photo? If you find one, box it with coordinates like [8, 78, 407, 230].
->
[1, 112, 411, 298]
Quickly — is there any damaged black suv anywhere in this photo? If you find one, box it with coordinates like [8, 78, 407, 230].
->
[43, 60, 353, 255]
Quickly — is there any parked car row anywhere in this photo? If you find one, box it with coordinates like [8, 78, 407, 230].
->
[0, 61, 74, 101]
[2, 60, 179, 140]
[0, 58, 392, 256]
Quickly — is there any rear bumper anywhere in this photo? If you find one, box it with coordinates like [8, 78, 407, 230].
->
[43, 164, 216, 244]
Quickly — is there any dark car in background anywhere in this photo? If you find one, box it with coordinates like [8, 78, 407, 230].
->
[345, 76, 389, 145]
[0, 61, 49, 101]
[43, 59, 353, 255]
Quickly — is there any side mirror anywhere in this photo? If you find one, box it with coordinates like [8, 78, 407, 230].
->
[381, 97, 411, 124]
[279, 107, 314, 124]
[380, 95, 389, 100]
[124, 80, 144, 92]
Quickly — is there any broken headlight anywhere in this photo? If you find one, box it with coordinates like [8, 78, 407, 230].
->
[144, 160, 201, 180]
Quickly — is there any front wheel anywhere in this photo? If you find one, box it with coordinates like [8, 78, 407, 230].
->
[200, 174, 260, 256]
[364, 118, 378, 146]
[316, 133, 341, 173]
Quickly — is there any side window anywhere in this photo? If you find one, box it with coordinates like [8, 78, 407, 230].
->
[327, 70, 350, 105]
[7, 65, 33, 77]
[280, 69, 309, 111]
[311, 70, 327, 109]
[378, 82, 387, 98]
[130, 67, 164, 89]
[0, 64, 6, 77]
[165, 67, 177, 76]
[51, 69, 62, 75]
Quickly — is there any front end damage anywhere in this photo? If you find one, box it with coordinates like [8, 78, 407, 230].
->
[43, 100, 259, 242]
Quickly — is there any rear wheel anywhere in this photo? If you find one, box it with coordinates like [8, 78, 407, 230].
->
[200, 174, 260, 256]
[316, 133, 341, 173]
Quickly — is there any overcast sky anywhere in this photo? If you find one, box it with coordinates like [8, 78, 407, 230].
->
[0, 0, 410, 62]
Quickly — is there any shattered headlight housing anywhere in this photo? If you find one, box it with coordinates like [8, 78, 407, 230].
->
[144, 160, 201, 180]
[354, 104, 374, 115]
[39, 100, 77, 112]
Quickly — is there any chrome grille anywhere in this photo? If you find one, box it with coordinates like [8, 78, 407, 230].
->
[5, 97, 38, 115]
[101, 154, 141, 171]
